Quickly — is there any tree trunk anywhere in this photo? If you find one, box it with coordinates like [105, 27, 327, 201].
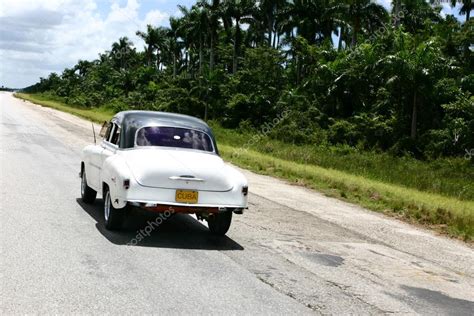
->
[223, 16, 232, 43]
[233, 18, 241, 74]
[209, 0, 219, 72]
[156, 52, 160, 70]
[189, 52, 194, 78]
[268, 14, 273, 47]
[185, 51, 189, 77]
[351, 17, 360, 47]
[411, 90, 418, 139]
[394, 0, 401, 28]
[210, 31, 215, 72]
[467, 6, 471, 22]
[173, 51, 177, 78]
[199, 35, 203, 76]
[338, 26, 344, 51]
[296, 54, 301, 86]
[147, 45, 153, 66]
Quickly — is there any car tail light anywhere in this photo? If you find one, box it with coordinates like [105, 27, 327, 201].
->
[242, 186, 248, 196]
[123, 179, 130, 189]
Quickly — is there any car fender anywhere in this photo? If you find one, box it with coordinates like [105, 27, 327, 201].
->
[220, 164, 249, 207]
[101, 154, 132, 209]
[81, 144, 102, 191]
[222, 164, 248, 190]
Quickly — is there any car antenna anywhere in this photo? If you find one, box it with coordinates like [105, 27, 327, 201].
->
[92, 123, 96, 145]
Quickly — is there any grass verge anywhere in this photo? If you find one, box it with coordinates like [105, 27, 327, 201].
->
[211, 124, 474, 201]
[219, 145, 473, 241]
[14, 93, 114, 123]
[14, 93, 474, 241]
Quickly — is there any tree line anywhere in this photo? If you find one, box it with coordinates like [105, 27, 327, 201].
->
[24, 0, 473, 159]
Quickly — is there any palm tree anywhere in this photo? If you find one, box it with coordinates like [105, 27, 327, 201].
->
[74, 60, 93, 77]
[60, 68, 78, 96]
[245, 3, 266, 47]
[279, 0, 341, 47]
[278, 0, 320, 45]
[178, 4, 210, 76]
[380, 31, 447, 139]
[400, 0, 441, 34]
[269, 1, 291, 48]
[451, 0, 472, 22]
[222, 0, 256, 73]
[136, 25, 166, 67]
[259, 0, 287, 47]
[168, 17, 182, 77]
[341, 0, 388, 47]
[393, 0, 402, 28]
[155, 27, 170, 70]
[198, 0, 221, 72]
[110, 37, 134, 69]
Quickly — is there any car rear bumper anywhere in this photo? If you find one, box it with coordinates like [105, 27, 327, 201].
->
[127, 200, 244, 214]
[112, 182, 248, 210]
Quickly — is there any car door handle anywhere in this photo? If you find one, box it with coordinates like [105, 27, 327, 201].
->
[169, 176, 205, 182]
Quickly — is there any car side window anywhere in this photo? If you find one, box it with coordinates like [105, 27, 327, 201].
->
[103, 122, 113, 141]
[110, 124, 120, 146]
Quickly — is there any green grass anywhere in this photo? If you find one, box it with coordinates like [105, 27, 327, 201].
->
[211, 124, 474, 201]
[218, 144, 474, 240]
[14, 93, 114, 123]
[15, 93, 474, 241]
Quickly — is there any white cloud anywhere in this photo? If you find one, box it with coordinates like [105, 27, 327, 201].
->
[144, 10, 170, 26]
[377, 0, 392, 11]
[108, 0, 139, 23]
[439, 2, 464, 19]
[0, 0, 169, 88]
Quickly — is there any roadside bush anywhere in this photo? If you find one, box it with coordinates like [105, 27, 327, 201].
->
[104, 98, 129, 113]
[328, 120, 361, 146]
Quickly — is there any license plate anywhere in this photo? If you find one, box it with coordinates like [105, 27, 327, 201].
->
[175, 190, 198, 204]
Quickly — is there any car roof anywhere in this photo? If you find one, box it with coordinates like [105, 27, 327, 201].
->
[113, 111, 209, 129]
[112, 111, 217, 151]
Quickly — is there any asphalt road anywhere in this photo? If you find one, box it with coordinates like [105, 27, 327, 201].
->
[1, 92, 473, 315]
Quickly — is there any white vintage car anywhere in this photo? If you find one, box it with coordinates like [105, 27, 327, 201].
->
[80, 111, 248, 235]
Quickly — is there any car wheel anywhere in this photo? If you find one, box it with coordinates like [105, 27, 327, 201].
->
[103, 188, 124, 230]
[207, 211, 232, 236]
[81, 170, 97, 204]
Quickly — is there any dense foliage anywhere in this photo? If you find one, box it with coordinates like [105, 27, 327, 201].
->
[24, 0, 474, 159]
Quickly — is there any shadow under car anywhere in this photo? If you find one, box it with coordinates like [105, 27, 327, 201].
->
[76, 198, 244, 251]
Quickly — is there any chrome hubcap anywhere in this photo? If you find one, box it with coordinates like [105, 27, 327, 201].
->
[104, 191, 110, 221]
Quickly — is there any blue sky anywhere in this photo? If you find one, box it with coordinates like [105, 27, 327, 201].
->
[0, 0, 469, 88]
[93, 0, 194, 21]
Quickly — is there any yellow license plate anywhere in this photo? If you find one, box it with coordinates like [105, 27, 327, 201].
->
[175, 190, 198, 204]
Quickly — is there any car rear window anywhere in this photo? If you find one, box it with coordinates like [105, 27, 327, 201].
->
[135, 126, 214, 152]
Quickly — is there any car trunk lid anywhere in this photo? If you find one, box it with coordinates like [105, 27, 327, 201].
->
[122, 148, 233, 192]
